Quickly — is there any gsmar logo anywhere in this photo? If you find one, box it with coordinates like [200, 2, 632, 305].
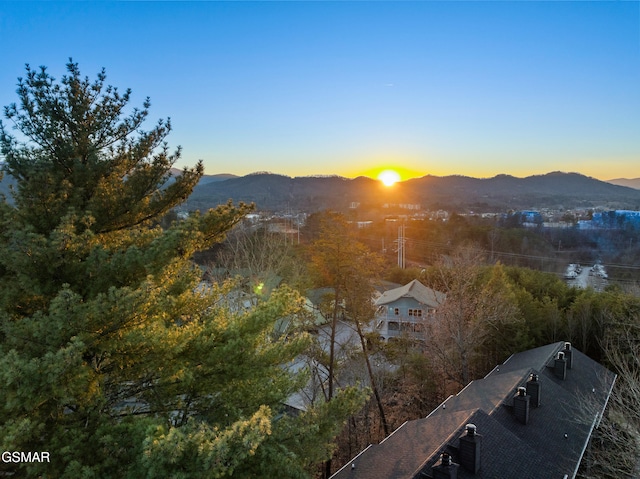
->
[1, 451, 50, 463]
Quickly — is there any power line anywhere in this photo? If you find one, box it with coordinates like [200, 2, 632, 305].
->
[357, 233, 640, 276]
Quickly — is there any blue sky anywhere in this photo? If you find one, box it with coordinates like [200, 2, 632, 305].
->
[1, 1, 639, 180]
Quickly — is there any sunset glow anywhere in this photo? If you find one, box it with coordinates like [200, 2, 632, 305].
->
[378, 169, 401, 187]
[1, 2, 638, 181]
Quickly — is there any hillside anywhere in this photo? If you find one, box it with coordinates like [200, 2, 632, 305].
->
[186, 173, 369, 211]
[186, 171, 640, 212]
[169, 168, 237, 185]
[2, 170, 640, 212]
[606, 177, 640, 190]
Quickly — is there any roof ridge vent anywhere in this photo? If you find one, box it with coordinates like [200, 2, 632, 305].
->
[432, 452, 459, 479]
[555, 351, 567, 380]
[514, 387, 530, 424]
[458, 424, 481, 473]
[563, 341, 574, 369]
[526, 373, 541, 407]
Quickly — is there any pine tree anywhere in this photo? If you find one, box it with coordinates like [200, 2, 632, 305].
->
[0, 61, 364, 478]
[307, 212, 384, 475]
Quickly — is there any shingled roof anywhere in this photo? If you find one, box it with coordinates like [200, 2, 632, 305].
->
[331, 342, 616, 479]
[375, 279, 446, 308]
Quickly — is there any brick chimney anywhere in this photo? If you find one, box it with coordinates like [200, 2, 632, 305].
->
[555, 351, 567, 380]
[432, 452, 459, 479]
[526, 373, 541, 407]
[563, 342, 573, 369]
[458, 424, 481, 474]
[513, 386, 530, 424]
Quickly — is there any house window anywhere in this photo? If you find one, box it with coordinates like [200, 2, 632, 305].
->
[408, 309, 423, 317]
[388, 321, 400, 331]
[394, 308, 400, 316]
[395, 322, 424, 333]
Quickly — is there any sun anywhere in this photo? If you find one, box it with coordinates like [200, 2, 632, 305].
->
[378, 169, 401, 187]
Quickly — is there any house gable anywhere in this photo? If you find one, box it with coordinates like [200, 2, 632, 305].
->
[375, 279, 446, 310]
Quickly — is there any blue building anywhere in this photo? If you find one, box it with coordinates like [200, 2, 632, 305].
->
[589, 210, 640, 229]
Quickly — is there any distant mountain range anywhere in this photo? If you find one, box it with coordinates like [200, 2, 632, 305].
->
[2, 169, 640, 213]
[169, 168, 238, 185]
[186, 171, 640, 212]
[606, 177, 640, 190]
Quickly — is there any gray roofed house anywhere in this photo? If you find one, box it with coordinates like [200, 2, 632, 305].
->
[372, 279, 446, 341]
[330, 341, 616, 479]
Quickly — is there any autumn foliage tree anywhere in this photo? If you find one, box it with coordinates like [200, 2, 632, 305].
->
[0, 62, 363, 478]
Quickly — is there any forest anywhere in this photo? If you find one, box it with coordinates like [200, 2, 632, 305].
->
[1, 63, 638, 479]
[210, 211, 640, 478]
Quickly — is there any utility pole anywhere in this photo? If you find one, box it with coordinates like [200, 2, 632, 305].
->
[397, 224, 406, 268]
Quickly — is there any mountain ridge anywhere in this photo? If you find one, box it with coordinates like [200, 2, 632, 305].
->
[2, 170, 640, 212]
[185, 171, 640, 212]
[606, 177, 640, 190]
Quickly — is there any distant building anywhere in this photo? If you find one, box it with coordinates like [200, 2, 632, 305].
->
[501, 210, 544, 228]
[588, 210, 640, 230]
[521, 210, 544, 226]
[383, 203, 422, 210]
[331, 341, 616, 479]
[372, 280, 445, 341]
[349, 221, 373, 229]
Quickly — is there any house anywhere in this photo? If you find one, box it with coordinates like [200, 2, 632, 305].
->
[373, 280, 445, 341]
[330, 341, 616, 479]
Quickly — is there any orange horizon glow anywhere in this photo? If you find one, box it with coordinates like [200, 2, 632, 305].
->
[356, 165, 426, 183]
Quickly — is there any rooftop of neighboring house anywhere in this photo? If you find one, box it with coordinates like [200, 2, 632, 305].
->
[330, 341, 616, 479]
[375, 279, 446, 309]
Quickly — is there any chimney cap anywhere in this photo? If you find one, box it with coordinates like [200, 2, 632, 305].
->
[529, 373, 539, 382]
[517, 386, 527, 396]
[557, 351, 565, 360]
[441, 452, 452, 466]
[564, 341, 572, 350]
[465, 423, 477, 436]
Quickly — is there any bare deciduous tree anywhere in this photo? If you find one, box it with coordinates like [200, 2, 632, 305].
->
[580, 321, 640, 478]
[424, 245, 527, 390]
[213, 224, 308, 290]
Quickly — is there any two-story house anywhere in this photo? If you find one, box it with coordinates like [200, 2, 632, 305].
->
[373, 279, 445, 341]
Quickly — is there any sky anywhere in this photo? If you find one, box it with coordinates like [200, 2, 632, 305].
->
[1, 1, 639, 181]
